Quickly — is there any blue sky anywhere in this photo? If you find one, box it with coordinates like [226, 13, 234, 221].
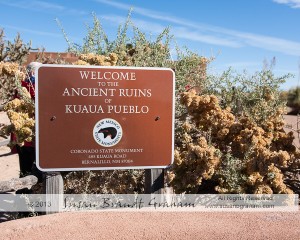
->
[0, 0, 300, 89]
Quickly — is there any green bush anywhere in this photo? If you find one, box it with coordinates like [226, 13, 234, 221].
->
[0, 28, 32, 64]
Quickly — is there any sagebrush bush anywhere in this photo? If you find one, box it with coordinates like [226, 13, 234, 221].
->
[169, 87, 299, 194]
[0, 61, 25, 102]
[0, 29, 36, 145]
[205, 66, 290, 125]
[0, 28, 32, 64]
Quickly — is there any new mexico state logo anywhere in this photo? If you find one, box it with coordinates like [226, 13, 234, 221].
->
[93, 118, 123, 147]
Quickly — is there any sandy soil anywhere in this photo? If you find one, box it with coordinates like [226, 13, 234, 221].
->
[0, 146, 19, 181]
[0, 211, 299, 240]
[0, 112, 299, 239]
[0, 111, 10, 127]
[0, 112, 19, 180]
[283, 115, 299, 147]
[0, 112, 19, 181]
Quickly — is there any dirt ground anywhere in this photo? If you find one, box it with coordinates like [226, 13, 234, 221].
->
[0, 211, 299, 240]
[0, 112, 19, 181]
[283, 115, 299, 147]
[0, 112, 299, 240]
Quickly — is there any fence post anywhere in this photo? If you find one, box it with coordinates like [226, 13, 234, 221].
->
[44, 172, 63, 214]
[145, 169, 164, 194]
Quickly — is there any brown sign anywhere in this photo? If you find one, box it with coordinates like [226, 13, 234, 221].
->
[36, 65, 175, 171]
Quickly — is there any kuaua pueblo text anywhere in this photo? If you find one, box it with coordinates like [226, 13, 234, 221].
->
[65, 105, 149, 114]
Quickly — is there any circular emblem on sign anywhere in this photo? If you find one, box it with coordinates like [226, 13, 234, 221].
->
[93, 118, 123, 147]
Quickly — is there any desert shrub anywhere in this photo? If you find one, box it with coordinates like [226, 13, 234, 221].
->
[0, 61, 26, 102]
[64, 170, 144, 194]
[73, 52, 118, 66]
[31, 49, 70, 65]
[215, 153, 247, 194]
[168, 65, 300, 193]
[58, 12, 173, 68]
[0, 30, 36, 146]
[0, 61, 36, 146]
[0, 29, 33, 102]
[205, 66, 290, 125]
[1, 97, 35, 146]
[0, 28, 32, 64]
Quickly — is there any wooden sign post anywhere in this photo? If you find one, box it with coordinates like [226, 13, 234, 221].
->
[145, 169, 164, 194]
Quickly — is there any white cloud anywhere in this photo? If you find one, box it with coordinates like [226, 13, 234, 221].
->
[232, 32, 300, 56]
[273, 0, 300, 8]
[0, 0, 87, 15]
[101, 15, 164, 32]
[101, 14, 241, 48]
[1, 24, 62, 38]
[96, 0, 300, 56]
[273, 68, 298, 75]
[28, 0, 65, 11]
[172, 27, 242, 48]
[220, 61, 261, 69]
[0, 0, 63, 11]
